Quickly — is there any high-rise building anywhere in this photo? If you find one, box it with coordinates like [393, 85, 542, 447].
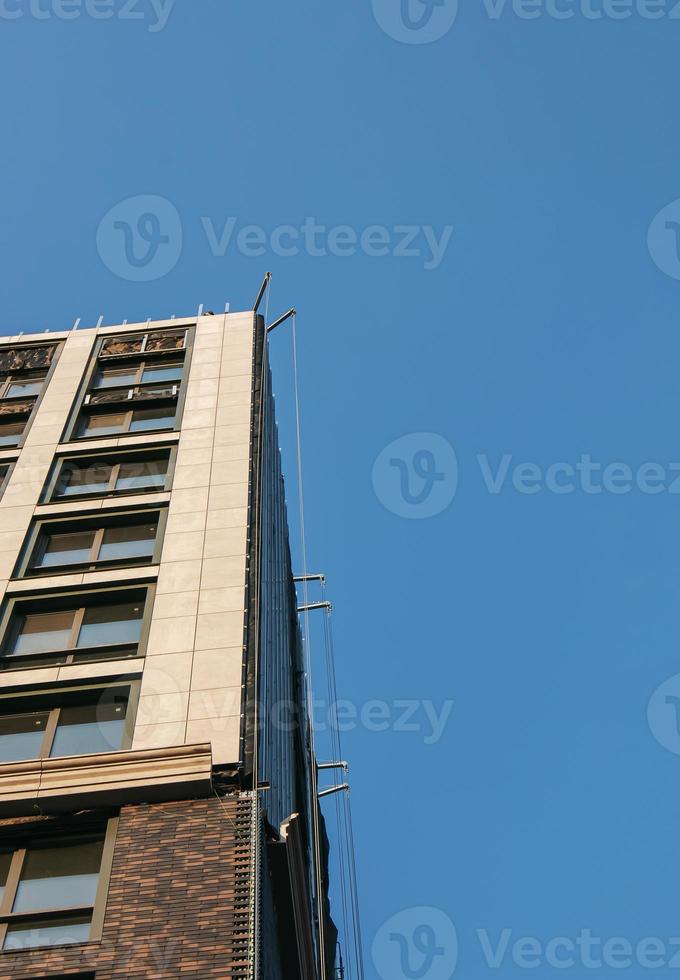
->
[0, 310, 344, 979]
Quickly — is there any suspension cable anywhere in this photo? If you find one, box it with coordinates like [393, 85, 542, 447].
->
[291, 312, 328, 979]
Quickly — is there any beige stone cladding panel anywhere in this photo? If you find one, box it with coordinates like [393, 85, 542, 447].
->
[0, 329, 96, 597]
[135, 313, 255, 764]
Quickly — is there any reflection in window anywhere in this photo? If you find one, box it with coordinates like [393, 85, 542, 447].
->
[53, 453, 170, 499]
[13, 839, 104, 913]
[128, 407, 175, 432]
[0, 851, 11, 904]
[10, 610, 74, 657]
[0, 825, 110, 951]
[78, 412, 127, 437]
[57, 461, 114, 497]
[52, 699, 126, 758]
[6, 380, 43, 398]
[78, 406, 176, 437]
[0, 419, 26, 447]
[1, 593, 149, 666]
[30, 518, 159, 572]
[4, 915, 92, 950]
[38, 531, 96, 568]
[0, 711, 49, 762]
[77, 602, 143, 649]
[93, 367, 138, 389]
[0, 688, 129, 762]
[141, 362, 183, 384]
[116, 456, 168, 491]
[99, 524, 157, 562]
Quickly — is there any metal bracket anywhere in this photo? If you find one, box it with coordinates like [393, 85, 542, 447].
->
[318, 761, 349, 772]
[252, 271, 272, 313]
[267, 308, 296, 334]
[297, 601, 332, 613]
[318, 783, 350, 799]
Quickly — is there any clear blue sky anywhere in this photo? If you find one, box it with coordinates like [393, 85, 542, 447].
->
[3, 2, 680, 977]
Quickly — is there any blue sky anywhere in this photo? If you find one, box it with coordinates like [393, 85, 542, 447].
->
[3, 1, 680, 976]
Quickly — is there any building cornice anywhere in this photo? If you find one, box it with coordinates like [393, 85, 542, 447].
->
[0, 742, 213, 816]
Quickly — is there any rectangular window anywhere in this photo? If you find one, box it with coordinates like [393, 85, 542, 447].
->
[100, 329, 186, 358]
[77, 404, 177, 438]
[46, 448, 173, 502]
[0, 344, 59, 448]
[0, 853, 11, 905]
[0, 823, 115, 951]
[66, 327, 190, 442]
[0, 418, 28, 448]
[0, 588, 153, 669]
[0, 463, 14, 500]
[22, 510, 164, 576]
[0, 685, 132, 763]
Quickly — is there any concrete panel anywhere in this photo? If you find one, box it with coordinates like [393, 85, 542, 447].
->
[189, 648, 243, 691]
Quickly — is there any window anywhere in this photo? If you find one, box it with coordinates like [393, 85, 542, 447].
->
[0, 685, 133, 763]
[46, 448, 173, 501]
[20, 510, 165, 577]
[0, 588, 152, 669]
[77, 404, 177, 438]
[0, 463, 14, 499]
[0, 343, 59, 449]
[99, 329, 186, 358]
[0, 415, 29, 448]
[0, 823, 115, 951]
[93, 360, 183, 389]
[67, 328, 190, 442]
[0, 373, 46, 399]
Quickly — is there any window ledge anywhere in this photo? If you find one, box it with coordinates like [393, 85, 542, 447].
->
[0, 742, 213, 816]
[6, 565, 159, 594]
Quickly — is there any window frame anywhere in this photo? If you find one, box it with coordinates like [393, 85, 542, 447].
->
[0, 681, 139, 763]
[76, 401, 180, 440]
[16, 507, 168, 578]
[0, 586, 156, 672]
[91, 357, 185, 390]
[0, 818, 118, 950]
[62, 326, 194, 444]
[0, 461, 16, 500]
[0, 342, 62, 450]
[41, 445, 177, 504]
[0, 370, 48, 400]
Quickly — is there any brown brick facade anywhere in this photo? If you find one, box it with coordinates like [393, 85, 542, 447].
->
[0, 794, 256, 980]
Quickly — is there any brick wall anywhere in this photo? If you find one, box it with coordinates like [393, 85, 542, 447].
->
[0, 794, 256, 980]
